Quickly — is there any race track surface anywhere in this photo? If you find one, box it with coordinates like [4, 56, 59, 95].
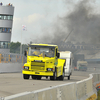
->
[0, 67, 99, 97]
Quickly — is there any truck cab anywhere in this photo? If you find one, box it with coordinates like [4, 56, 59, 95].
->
[22, 44, 65, 80]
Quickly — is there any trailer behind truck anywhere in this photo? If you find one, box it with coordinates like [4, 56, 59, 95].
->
[60, 51, 73, 80]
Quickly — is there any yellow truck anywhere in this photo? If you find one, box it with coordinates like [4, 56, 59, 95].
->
[22, 44, 65, 80]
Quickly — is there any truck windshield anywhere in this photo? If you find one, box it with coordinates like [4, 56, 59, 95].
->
[28, 47, 55, 57]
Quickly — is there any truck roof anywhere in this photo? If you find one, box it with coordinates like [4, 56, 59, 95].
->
[77, 61, 87, 62]
[60, 51, 72, 58]
[30, 43, 58, 47]
[77, 61, 88, 64]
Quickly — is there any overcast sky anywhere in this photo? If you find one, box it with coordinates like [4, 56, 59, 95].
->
[2, 0, 100, 44]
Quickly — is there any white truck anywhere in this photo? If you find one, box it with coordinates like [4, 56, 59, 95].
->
[60, 51, 73, 80]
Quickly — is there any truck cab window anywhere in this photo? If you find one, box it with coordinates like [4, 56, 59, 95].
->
[28, 46, 55, 57]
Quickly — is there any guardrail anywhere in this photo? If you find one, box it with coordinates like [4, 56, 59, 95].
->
[4, 73, 98, 100]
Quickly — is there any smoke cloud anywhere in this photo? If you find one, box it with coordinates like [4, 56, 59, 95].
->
[32, 0, 100, 45]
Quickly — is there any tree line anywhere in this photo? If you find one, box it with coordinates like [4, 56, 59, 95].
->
[10, 42, 28, 54]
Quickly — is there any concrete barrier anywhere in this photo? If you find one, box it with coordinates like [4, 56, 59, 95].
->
[76, 74, 96, 100]
[4, 92, 33, 100]
[0, 63, 22, 73]
[4, 74, 99, 100]
[5, 83, 77, 100]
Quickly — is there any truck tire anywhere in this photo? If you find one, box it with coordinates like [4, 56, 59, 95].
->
[23, 74, 30, 79]
[68, 75, 70, 80]
[59, 68, 64, 81]
[50, 70, 57, 80]
[37, 76, 41, 80]
[31, 75, 37, 79]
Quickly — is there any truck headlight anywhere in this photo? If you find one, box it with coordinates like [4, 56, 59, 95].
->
[24, 66, 29, 69]
[47, 68, 53, 71]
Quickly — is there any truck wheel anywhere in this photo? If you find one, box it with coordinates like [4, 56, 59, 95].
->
[23, 74, 30, 79]
[31, 75, 37, 79]
[50, 70, 57, 80]
[68, 75, 70, 80]
[37, 76, 41, 80]
[59, 68, 64, 81]
[50, 76, 53, 80]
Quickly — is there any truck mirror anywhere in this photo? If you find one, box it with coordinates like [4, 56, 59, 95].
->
[24, 50, 27, 57]
[57, 53, 60, 58]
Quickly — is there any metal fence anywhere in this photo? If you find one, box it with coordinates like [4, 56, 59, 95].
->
[0, 53, 26, 63]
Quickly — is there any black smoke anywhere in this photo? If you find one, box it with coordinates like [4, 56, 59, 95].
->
[33, 0, 100, 45]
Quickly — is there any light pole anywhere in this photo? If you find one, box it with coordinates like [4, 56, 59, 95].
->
[20, 43, 22, 54]
[30, 38, 33, 44]
[20, 26, 22, 54]
[20, 25, 27, 54]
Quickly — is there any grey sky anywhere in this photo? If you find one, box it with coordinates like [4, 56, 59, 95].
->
[2, 0, 100, 44]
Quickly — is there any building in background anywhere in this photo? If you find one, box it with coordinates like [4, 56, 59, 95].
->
[0, 4, 14, 53]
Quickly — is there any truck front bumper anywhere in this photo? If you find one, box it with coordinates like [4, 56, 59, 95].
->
[22, 70, 53, 76]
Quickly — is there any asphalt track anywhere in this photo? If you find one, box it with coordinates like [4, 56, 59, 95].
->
[1, 66, 99, 98]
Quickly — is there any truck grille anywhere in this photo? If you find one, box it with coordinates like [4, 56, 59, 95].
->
[31, 61, 45, 70]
